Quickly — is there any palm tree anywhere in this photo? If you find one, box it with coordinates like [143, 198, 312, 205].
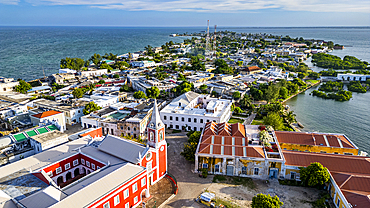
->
[88, 83, 96, 95]
[286, 111, 296, 124]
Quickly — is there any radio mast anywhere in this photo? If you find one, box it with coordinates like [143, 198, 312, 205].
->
[205, 20, 210, 56]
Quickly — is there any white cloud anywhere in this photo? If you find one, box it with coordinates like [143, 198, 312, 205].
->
[6, 0, 370, 13]
[0, 0, 20, 5]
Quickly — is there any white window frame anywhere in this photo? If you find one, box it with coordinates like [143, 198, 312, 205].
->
[147, 161, 152, 172]
[65, 163, 70, 170]
[132, 183, 138, 193]
[73, 159, 79, 166]
[134, 196, 138, 204]
[141, 177, 146, 187]
[81, 159, 85, 165]
[114, 195, 120, 206]
[124, 189, 129, 199]
[125, 202, 129, 208]
[56, 167, 62, 174]
[86, 161, 90, 167]
[91, 163, 95, 170]
[103, 202, 110, 208]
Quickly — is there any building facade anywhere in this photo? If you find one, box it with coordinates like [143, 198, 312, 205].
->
[0, 100, 168, 208]
[160, 91, 233, 132]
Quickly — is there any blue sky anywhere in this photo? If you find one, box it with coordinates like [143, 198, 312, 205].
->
[1, 0, 369, 26]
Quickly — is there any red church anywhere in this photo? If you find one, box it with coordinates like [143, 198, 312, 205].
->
[0, 100, 168, 208]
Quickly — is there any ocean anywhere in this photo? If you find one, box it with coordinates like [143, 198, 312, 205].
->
[1, 26, 370, 152]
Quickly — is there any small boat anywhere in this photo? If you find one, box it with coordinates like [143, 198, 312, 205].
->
[297, 122, 304, 128]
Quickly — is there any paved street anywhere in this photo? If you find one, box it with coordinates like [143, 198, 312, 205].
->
[163, 133, 213, 208]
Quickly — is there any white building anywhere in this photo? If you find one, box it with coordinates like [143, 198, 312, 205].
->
[0, 77, 19, 93]
[160, 91, 233, 131]
[337, 73, 368, 82]
[131, 61, 156, 68]
[59, 68, 77, 74]
[78, 69, 108, 77]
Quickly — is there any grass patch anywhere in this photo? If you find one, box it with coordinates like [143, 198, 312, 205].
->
[213, 175, 256, 189]
[213, 175, 227, 183]
[172, 129, 182, 133]
[214, 198, 241, 208]
[228, 117, 244, 124]
[233, 113, 250, 118]
[251, 119, 264, 125]
[306, 79, 320, 84]
[301, 192, 330, 208]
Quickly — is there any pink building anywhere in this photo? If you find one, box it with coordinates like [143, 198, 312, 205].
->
[0, 100, 167, 208]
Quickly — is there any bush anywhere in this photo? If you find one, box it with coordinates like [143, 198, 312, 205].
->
[201, 168, 208, 178]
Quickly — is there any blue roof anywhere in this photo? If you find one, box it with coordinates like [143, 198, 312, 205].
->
[27, 86, 52, 92]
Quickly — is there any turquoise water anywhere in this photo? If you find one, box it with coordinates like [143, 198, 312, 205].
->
[1, 26, 370, 152]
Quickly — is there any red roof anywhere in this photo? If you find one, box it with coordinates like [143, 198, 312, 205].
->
[275, 131, 357, 149]
[197, 122, 265, 158]
[31, 110, 62, 118]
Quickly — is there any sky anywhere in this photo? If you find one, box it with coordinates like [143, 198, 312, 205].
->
[0, 0, 369, 26]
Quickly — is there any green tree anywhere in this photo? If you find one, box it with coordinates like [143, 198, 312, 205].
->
[299, 162, 330, 187]
[240, 95, 252, 109]
[252, 193, 283, 208]
[60, 57, 85, 70]
[101, 74, 108, 78]
[83, 101, 102, 115]
[234, 107, 244, 114]
[146, 86, 160, 99]
[265, 84, 280, 103]
[133, 91, 147, 99]
[285, 111, 296, 124]
[181, 131, 201, 162]
[98, 80, 105, 85]
[113, 74, 120, 78]
[114, 61, 130, 70]
[15, 80, 32, 94]
[120, 85, 131, 92]
[279, 87, 289, 99]
[263, 112, 284, 131]
[177, 74, 187, 81]
[89, 54, 102, 66]
[72, 88, 85, 99]
[232, 91, 241, 100]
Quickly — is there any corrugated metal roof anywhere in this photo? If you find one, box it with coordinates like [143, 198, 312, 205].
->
[98, 135, 146, 164]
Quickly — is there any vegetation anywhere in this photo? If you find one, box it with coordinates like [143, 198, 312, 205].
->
[263, 112, 284, 131]
[172, 81, 194, 96]
[119, 85, 133, 92]
[312, 89, 352, 101]
[60, 57, 85, 70]
[318, 81, 343, 92]
[312, 53, 368, 69]
[299, 162, 330, 187]
[348, 81, 367, 93]
[232, 91, 241, 99]
[133, 91, 147, 99]
[72, 88, 86, 98]
[146, 86, 160, 99]
[181, 131, 201, 162]
[89, 53, 102, 66]
[228, 117, 244, 124]
[15, 80, 32, 94]
[83, 101, 102, 115]
[214, 59, 234, 74]
[113, 74, 120, 78]
[251, 193, 283, 208]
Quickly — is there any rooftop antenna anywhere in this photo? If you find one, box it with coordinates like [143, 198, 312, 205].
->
[205, 20, 210, 56]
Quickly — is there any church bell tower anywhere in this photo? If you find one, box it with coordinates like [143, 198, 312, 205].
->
[147, 100, 166, 149]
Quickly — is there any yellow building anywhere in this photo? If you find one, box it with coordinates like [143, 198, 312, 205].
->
[195, 123, 284, 178]
[282, 150, 370, 208]
[275, 131, 359, 155]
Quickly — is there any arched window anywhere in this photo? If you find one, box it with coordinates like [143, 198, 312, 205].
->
[150, 132, 154, 142]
